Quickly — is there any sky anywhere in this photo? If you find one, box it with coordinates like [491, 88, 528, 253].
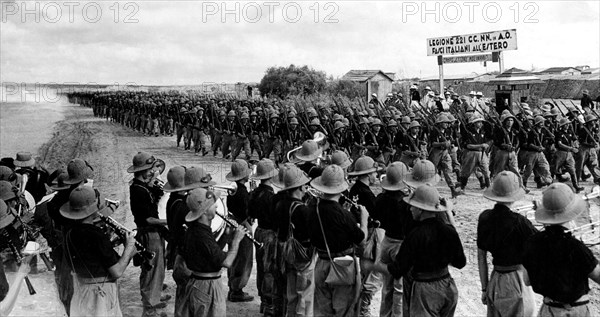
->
[1, 0, 599, 85]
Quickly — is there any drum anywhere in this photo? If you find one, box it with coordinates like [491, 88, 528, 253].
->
[157, 192, 169, 220]
[212, 197, 226, 242]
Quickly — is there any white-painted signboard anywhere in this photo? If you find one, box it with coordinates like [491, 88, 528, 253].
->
[443, 54, 493, 64]
[427, 29, 517, 56]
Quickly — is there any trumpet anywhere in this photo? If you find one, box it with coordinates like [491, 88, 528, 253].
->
[105, 198, 120, 209]
[211, 182, 238, 196]
[214, 211, 263, 248]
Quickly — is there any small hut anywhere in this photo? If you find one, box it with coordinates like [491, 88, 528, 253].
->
[486, 67, 544, 114]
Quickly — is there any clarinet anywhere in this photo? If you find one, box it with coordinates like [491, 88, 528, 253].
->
[96, 213, 156, 262]
[215, 211, 263, 248]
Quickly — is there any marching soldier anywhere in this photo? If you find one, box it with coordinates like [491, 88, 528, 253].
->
[399, 121, 424, 168]
[222, 111, 238, 160]
[263, 112, 284, 164]
[575, 114, 600, 184]
[232, 112, 252, 161]
[365, 119, 389, 165]
[490, 110, 521, 180]
[459, 114, 491, 190]
[212, 110, 227, 157]
[429, 114, 464, 197]
[519, 116, 553, 189]
[250, 112, 264, 160]
[554, 118, 584, 192]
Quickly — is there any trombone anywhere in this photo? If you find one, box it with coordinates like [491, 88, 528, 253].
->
[513, 186, 600, 246]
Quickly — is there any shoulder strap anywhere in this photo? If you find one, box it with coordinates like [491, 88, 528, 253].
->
[287, 201, 302, 239]
[315, 200, 334, 261]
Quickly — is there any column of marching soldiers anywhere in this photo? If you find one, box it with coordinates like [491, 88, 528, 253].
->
[2, 87, 598, 317]
[70, 87, 600, 195]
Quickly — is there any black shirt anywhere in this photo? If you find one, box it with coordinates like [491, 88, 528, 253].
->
[298, 162, 323, 180]
[181, 222, 226, 273]
[248, 184, 275, 230]
[130, 178, 163, 228]
[308, 199, 364, 253]
[388, 217, 466, 279]
[227, 180, 249, 222]
[477, 204, 537, 266]
[0, 256, 7, 301]
[275, 195, 310, 246]
[349, 180, 377, 226]
[166, 192, 188, 250]
[523, 226, 598, 303]
[375, 191, 415, 240]
[64, 224, 119, 278]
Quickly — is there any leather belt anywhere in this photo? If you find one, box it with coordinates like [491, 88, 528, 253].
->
[76, 275, 117, 284]
[493, 264, 522, 273]
[317, 247, 354, 260]
[412, 267, 450, 282]
[544, 295, 590, 309]
[191, 271, 221, 280]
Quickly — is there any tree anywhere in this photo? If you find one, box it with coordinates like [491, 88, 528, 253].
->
[325, 80, 366, 99]
[258, 64, 327, 98]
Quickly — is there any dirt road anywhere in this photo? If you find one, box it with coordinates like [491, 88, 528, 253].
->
[19, 104, 600, 316]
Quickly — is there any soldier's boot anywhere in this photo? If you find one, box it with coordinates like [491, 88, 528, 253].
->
[571, 172, 584, 193]
[451, 185, 464, 198]
[477, 175, 486, 189]
[484, 175, 491, 188]
[582, 170, 592, 181]
[358, 291, 373, 317]
[458, 176, 468, 190]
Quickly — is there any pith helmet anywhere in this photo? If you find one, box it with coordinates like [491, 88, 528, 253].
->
[348, 156, 382, 176]
[535, 183, 587, 224]
[381, 162, 408, 191]
[403, 184, 446, 212]
[250, 159, 278, 180]
[483, 171, 525, 203]
[295, 140, 322, 162]
[273, 163, 310, 191]
[404, 159, 440, 188]
[330, 151, 352, 169]
[162, 166, 186, 192]
[310, 165, 348, 194]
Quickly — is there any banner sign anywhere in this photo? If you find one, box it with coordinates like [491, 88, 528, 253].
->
[443, 54, 492, 64]
[427, 29, 517, 56]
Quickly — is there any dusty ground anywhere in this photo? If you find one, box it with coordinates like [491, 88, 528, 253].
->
[9, 104, 600, 316]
